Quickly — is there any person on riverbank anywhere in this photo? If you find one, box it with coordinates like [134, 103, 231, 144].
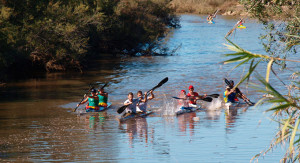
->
[136, 90, 154, 113]
[187, 85, 207, 107]
[123, 92, 138, 116]
[97, 87, 108, 108]
[77, 89, 100, 112]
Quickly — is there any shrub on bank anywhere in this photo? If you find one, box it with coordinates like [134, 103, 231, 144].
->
[0, 0, 179, 76]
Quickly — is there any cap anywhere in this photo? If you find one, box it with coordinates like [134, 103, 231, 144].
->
[91, 89, 97, 93]
[181, 90, 186, 93]
[189, 85, 194, 89]
[229, 80, 234, 85]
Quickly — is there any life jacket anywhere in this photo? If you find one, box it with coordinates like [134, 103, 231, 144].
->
[224, 90, 236, 103]
[98, 94, 108, 106]
[86, 96, 99, 110]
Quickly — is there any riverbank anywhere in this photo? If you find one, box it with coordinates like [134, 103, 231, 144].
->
[169, 0, 247, 16]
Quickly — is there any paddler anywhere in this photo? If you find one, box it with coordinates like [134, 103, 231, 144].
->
[228, 80, 254, 105]
[237, 18, 245, 27]
[187, 85, 207, 107]
[178, 90, 189, 108]
[206, 14, 215, 22]
[224, 86, 237, 103]
[123, 92, 138, 116]
[77, 89, 100, 112]
[136, 90, 154, 113]
[97, 87, 108, 108]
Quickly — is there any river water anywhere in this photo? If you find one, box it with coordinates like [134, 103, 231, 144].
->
[0, 15, 292, 162]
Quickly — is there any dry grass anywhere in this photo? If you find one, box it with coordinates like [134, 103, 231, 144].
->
[169, 0, 244, 15]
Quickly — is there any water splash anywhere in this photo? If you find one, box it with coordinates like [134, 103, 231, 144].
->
[205, 97, 223, 111]
[160, 94, 178, 116]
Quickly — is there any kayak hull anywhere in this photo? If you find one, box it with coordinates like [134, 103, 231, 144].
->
[176, 105, 202, 115]
[86, 102, 112, 112]
[237, 25, 246, 29]
[208, 20, 215, 24]
[119, 111, 153, 122]
[225, 102, 240, 110]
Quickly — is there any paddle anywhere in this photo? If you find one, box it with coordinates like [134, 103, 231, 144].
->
[99, 82, 108, 90]
[117, 77, 169, 114]
[212, 9, 220, 18]
[73, 85, 94, 112]
[207, 94, 219, 98]
[172, 96, 213, 102]
[224, 78, 254, 106]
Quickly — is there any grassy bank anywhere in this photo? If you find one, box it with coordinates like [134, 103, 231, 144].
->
[169, 0, 245, 15]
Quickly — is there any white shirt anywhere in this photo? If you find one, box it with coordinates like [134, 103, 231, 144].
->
[124, 99, 138, 113]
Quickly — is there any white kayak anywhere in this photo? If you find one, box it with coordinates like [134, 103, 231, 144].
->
[176, 104, 202, 115]
[225, 101, 240, 110]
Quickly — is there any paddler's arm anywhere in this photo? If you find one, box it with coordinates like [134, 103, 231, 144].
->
[147, 90, 154, 100]
[77, 97, 89, 107]
[124, 100, 132, 105]
[142, 92, 148, 103]
[225, 89, 235, 96]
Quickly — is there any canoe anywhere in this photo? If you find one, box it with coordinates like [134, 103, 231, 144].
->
[85, 102, 112, 112]
[176, 105, 202, 115]
[237, 25, 246, 29]
[208, 20, 215, 24]
[118, 111, 153, 123]
[224, 101, 240, 110]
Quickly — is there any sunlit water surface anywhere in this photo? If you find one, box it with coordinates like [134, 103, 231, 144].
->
[1, 15, 296, 162]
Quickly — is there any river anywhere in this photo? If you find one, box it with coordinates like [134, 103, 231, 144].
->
[0, 15, 290, 162]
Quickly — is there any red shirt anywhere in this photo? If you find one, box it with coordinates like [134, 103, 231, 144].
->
[187, 92, 199, 104]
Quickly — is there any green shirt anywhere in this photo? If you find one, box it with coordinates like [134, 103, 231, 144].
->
[98, 94, 108, 103]
[88, 97, 99, 107]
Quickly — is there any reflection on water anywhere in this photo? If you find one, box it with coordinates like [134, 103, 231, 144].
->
[0, 15, 287, 162]
[118, 117, 149, 147]
[178, 112, 197, 136]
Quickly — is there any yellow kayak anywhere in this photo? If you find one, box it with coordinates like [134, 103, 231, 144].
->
[237, 25, 246, 29]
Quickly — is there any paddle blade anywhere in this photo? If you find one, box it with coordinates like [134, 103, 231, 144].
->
[73, 107, 78, 112]
[172, 96, 182, 100]
[100, 83, 108, 90]
[150, 77, 168, 92]
[202, 97, 213, 102]
[224, 78, 231, 86]
[208, 94, 220, 98]
[117, 105, 128, 114]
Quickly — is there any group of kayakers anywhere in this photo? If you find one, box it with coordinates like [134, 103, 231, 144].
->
[77, 87, 108, 112]
[206, 12, 245, 28]
[76, 78, 253, 117]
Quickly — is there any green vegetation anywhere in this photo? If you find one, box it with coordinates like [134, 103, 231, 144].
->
[224, 0, 299, 161]
[0, 0, 179, 78]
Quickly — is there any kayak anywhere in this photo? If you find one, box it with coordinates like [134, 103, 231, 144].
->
[237, 25, 246, 29]
[176, 104, 202, 115]
[118, 111, 153, 123]
[85, 102, 112, 112]
[225, 101, 240, 110]
[208, 20, 215, 24]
